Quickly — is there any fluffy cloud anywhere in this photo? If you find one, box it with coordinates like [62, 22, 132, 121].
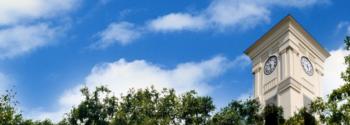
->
[0, 24, 56, 59]
[0, 0, 78, 59]
[322, 48, 349, 98]
[59, 56, 228, 109]
[92, 22, 141, 48]
[231, 54, 251, 68]
[95, 0, 328, 48]
[147, 0, 328, 32]
[28, 55, 251, 122]
[148, 13, 206, 32]
[261, 0, 330, 8]
[147, 0, 270, 31]
[0, 0, 79, 25]
[206, 0, 270, 29]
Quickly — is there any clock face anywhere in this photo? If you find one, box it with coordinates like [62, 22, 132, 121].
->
[301, 56, 313, 76]
[264, 56, 278, 75]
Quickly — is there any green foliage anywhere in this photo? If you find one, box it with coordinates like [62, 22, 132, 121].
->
[0, 89, 55, 125]
[344, 36, 350, 50]
[156, 88, 179, 125]
[263, 104, 285, 125]
[112, 87, 161, 125]
[210, 99, 263, 125]
[178, 90, 215, 125]
[56, 118, 69, 125]
[66, 86, 117, 125]
[0, 90, 23, 125]
[21, 119, 55, 125]
[111, 87, 215, 125]
[62, 86, 215, 125]
[284, 108, 318, 125]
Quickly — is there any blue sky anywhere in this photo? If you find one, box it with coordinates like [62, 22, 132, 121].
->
[0, 0, 350, 122]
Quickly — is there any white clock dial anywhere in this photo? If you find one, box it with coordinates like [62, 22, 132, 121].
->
[301, 56, 313, 76]
[264, 56, 278, 75]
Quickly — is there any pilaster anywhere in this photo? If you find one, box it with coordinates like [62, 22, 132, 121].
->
[253, 65, 262, 101]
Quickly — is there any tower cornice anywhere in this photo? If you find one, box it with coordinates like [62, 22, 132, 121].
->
[244, 15, 330, 62]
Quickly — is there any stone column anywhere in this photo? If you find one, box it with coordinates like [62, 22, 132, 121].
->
[253, 66, 261, 99]
[279, 49, 287, 80]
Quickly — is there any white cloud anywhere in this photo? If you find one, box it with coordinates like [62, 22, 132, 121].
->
[148, 13, 206, 32]
[262, 0, 330, 8]
[94, 0, 328, 48]
[93, 22, 141, 48]
[322, 48, 349, 98]
[63, 55, 230, 106]
[24, 107, 68, 123]
[0, 0, 79, 59]
[146, 0, 328, 32]
[0, 24, 56, 59]
[206, 0, 270, 29]
[0, 0, 79, 25]
[29, 54, 252, 122]
[232, 54, 251, 68]
[147, 0, 270, 31]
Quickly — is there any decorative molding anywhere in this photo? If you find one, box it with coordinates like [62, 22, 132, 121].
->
[245, 15, 330, 62]
[278, 77, 301, 93]
[264, 78, 277, 94]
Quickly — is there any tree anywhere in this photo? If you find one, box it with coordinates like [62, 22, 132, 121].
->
[284, 108, 317, 125]
[0, 90, 24, 125]
[0, 89, 56, 125]
[178, 90, 215, 125]
[309, 36, 350, 125]
[57, 118, 69, 125]
[112, 87, 215, 125]
[112, 87, 160, 125]
[210, 99, 263, 125]
[156, 88, 179, 125]
[262, 104, 285, 125]
[66, 86, 117, 125]
[21, 119, 55, 125]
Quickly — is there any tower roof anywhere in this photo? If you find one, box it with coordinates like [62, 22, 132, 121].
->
[244, 15, 330, 60]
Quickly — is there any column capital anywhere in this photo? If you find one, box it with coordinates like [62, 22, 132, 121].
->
[252, 65, 262, 74]
[279, 46, 294, 55]
[279, 39, 298, 55]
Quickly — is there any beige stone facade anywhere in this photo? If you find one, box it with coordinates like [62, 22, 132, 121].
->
[244, 15, 330, 118]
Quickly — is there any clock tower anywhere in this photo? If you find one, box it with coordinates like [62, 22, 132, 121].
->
[244, 15, 330, 118]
